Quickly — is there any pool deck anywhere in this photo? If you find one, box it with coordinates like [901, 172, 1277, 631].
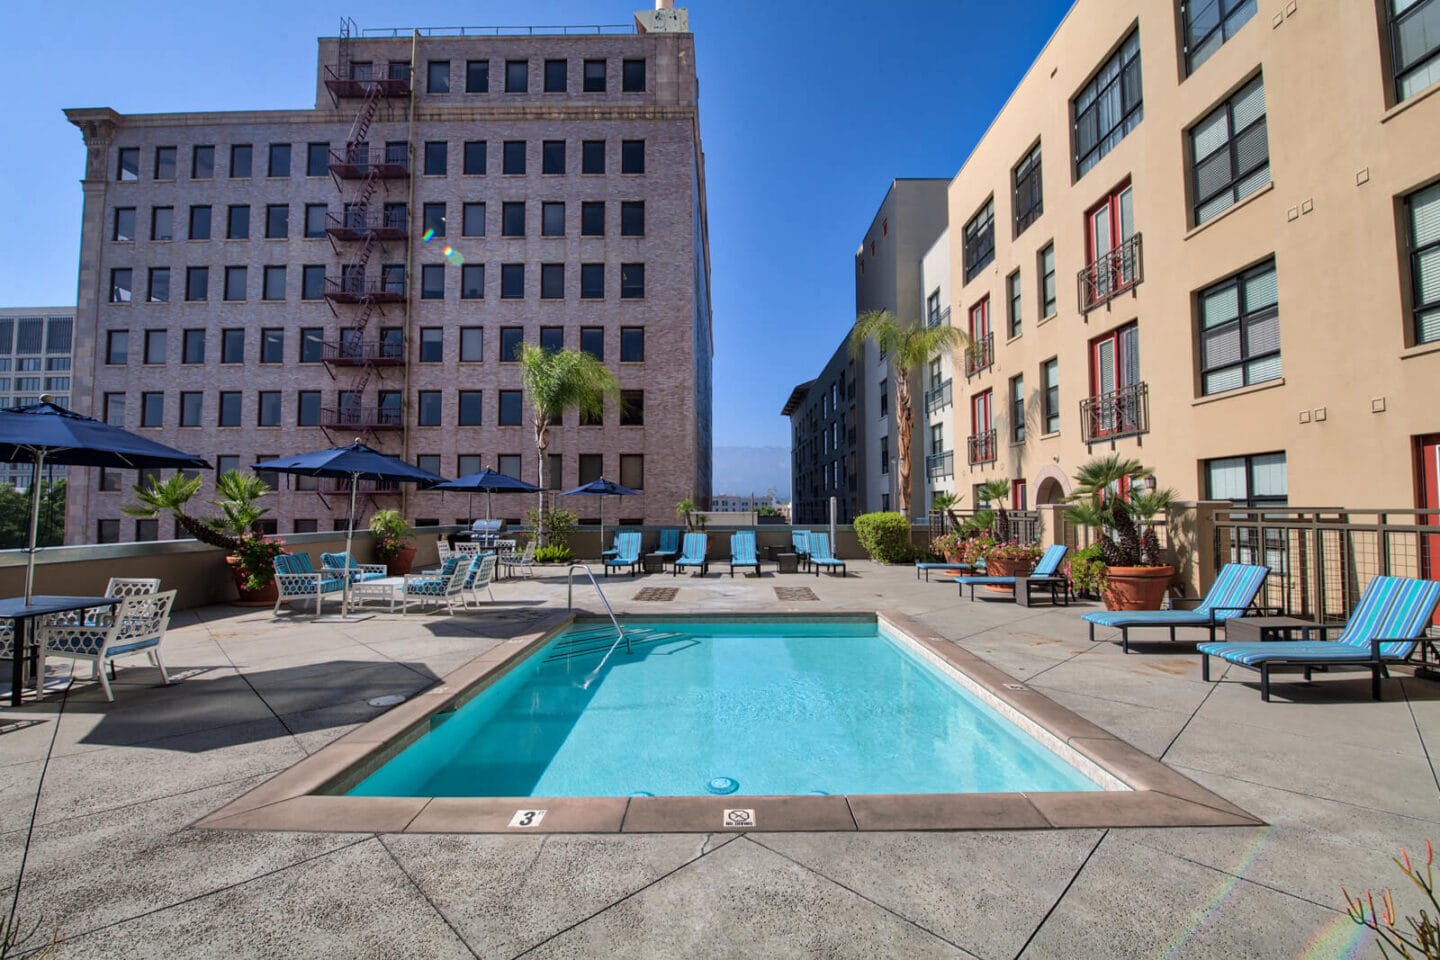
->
[2, 560, 1437, 958]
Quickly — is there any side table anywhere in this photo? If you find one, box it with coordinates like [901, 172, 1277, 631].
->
[774, 552, 799, 574]
[1223, 616, 1314, 643]
[641, 553, 666, 574]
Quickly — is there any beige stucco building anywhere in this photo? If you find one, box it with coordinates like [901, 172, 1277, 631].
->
[929, 0, 1440, 519]
[63, 7, 712, 543]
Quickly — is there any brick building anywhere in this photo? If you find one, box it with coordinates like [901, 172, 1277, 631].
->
[0, 306, 76, 491]
[63, 5, 711, 543]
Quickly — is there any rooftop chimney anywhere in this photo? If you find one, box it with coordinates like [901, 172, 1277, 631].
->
[634, 2, 687, 32]
[656, 0, 673, 8]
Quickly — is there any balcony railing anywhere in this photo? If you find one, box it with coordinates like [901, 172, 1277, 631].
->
[1080, 381, 1149, 443]
[926, 306, 952, 329]
[324, 275, 406, 303]
[1078, 233, 1143, 313]
[326, 209, 408, 241]
[925, 450, 954, 479]
[967, 429, 997, 465]
[964, 332, 994, 378]
[322, 339, 405, 366]
[318, 478, 401, 495]
[323, 64, 412, 100]
[328, 145, 410, 180]
[320, 405, 403, 430]
[924, 378, 952, 415]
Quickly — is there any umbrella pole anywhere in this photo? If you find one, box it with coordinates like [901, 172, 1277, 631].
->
[598, 494, 604, 561]
[341, 476, 358, 618]
[23, 453, 43, 604]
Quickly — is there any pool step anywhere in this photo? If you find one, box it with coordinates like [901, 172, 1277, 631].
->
[544, 627, 685, 662]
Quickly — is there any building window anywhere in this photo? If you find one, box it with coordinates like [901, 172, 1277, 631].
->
[427, 59, 450, 93]
[623, 58, 646, 92]
[621, 390, 644, 426]
[505, 59, 529, 93]
[221, 328, 245, 364]
[423, 141, 447, 176]
[1038, 243, 1057, 318]
[1206, 451, 1286, 506]
[619, 454, 644, 491]
[185, 266, 209, 301]
[227, 204, 250, 240]
[537, 141, 564, 177]
[305, 142, 328, 177]
[422, 264, 445, 299]
[301, 264, 325, 300]
[581, 326, 604, 359]
[422, 202, 446, 237]
[148, 267, 170, 303]
[154, 145, 176, 179]
[621, 139, 644, 174]
[109, 269, 132, 304]
[179, 391, 202, 427]
[539, 326, 564, 353]
[1007, 270, 1022, 338]
[265, 143, 292, 178]
[581, 263, 605, 298]
[1010, 375, 1026, 443]
[1191, 75, 1269, 225]
[463, 140, 487, 175]
[460, 326, 483, 361]
[297, 391, 320, 427]
[1042, 358, 1059, 434]
[541, 264, 565, 299]
[620, 201, 645, 236]
[1086, 322, 1141, 440]
[255, 265, 284, 301]
[1084, 183, 1138, 308]
[498, 389, 523, 426]
[1407, 181, 1440, 344]
[542, 202, 565, 236]
[264, 204, 289, 239]
[151, 206, 173, 241]
[582, 140, 605, 174]
[462, 202, 485, 236]
[502, 140, 526, 176]
[113, 207, 135, 242]
[218, 391, 241, 427]
[1073, 29, 1143, 178]
[461, 263, 485, 299]
[182, 329, 204, 364]
[578, 454, 603, 485]
[1013, 143, 1043, 236]
[542, 58, 567, 93]
[620, 263, 645, 299]
[467, 60, 489, 93]
[1185, 0, 1258, 74]
[1198, 258, 1281, 394]
[412, 327, 440, 363]
[1390, 0, 1440, 100]
[581, 201, 605, 236]
[144, 329, 166, 364]
[583, 59, 606, 92]
[620, 326, 644, 361]
[97, 519, 120, 544]
[117, 147, 139, 181]
[191, 144, 214, 179]
[880, 435, 890, 475]
[502, 201, 525, 236]
[224, 266, 247, 301]
[138, 392, 162, 428]
[189, 205, 211, 240]
[458, 390, 483, 426]
[878, 378, 889, 418]
[303, 203, 327, 238]
[257, 391, 281, 427]
[260, 327, 284, 364]
[501, 264, 524, 299]
[300, 328, 322, 363]
[500, 327, 523, 362]
[230, 144, 252, 178]
[103, 392, 125, 425]
[411, 391, 438, 427]
[962, 198, 995, 282]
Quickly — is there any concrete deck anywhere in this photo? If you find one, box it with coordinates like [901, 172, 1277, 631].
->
[2, 561, 1437, 958]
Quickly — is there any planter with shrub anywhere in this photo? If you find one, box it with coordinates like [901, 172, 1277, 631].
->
[369, 509, 415, 575]
[1063, 455, 1176, 611]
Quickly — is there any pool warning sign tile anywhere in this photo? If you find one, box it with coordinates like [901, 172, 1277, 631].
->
[509, 809, 546, 828]
[723, 808, 755, 828]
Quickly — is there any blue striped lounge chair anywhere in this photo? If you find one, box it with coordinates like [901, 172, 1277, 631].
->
[791, 530, 812, 571]
[809, 533, 845, 577]
[674, 533, 709, 576]
[955, 545, 1070, 604]
[653, 528, 682, 560]
[1198, 575, 1440, 702]
[728, 531, 761, 577]
[272, 553, 349, 616]
[1083, 562, 1272, 653]
[916, 562, 976, 582]
[604, 531, 642, 577]
[320, 551, 388, 584]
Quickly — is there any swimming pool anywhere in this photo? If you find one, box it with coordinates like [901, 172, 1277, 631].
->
[349, 616, 1112, 798]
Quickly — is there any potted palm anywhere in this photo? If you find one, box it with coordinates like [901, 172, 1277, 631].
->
[1063, 455, 1176, 610]
[369, 509, 415, 574]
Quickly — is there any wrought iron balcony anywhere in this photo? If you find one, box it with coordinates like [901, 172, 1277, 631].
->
[924, 378, 952, 415]
[1078, 233, 1143, 313]
[323, 64, 412, 100]
[320, 405, 403, 430]
[324, 275, 406, 303]
[967, 429, 997, 465]
[926, 450, 954, 479]
[321, 339, 404, 366]
[1080, 382, 1150, 444]
[328, 144, 410, 180]
[926, 306, 952, 329]
[964, 332, 994, 378]
[326, 208, 408, 241]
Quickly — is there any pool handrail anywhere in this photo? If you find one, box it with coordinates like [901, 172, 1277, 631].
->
[566, 563, 629, 655]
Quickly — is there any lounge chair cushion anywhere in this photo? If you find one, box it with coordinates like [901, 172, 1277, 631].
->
[1196, 641, 1384, 665]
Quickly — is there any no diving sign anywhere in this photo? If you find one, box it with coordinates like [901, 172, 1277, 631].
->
[723, 808, 755, 828]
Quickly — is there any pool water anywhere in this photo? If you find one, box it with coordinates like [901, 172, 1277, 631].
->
[349, 618, 1105, 798]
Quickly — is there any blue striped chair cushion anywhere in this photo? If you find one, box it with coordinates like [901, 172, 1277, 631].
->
[1194, 564, 1270, 617]
[1197, 641, 1383, 665]
[1083, 609, 1213, 628]
[1033, 545, 1068, 577]
[1336, 576, 1440, 655]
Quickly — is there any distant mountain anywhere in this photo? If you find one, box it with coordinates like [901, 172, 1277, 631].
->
[713, 446, 791, 500]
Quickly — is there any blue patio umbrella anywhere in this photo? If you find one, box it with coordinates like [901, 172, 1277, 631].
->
[0, 397, 210, 602]
[430, 467, 540, 524]
[562, 478, 641, 556]
[255, 441, 446, 619]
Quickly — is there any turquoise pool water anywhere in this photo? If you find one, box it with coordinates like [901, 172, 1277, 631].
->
[349, 618, 1104, 797]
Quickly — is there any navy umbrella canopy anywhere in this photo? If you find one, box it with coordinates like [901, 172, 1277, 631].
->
[430, 468, 540, 523]
[562, 478, 641, 554]
[0, 399, 210, 601]
[255, 441, 447, 619]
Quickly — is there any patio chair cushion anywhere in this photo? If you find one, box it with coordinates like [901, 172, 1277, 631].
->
[1197, 641, 1383, 665]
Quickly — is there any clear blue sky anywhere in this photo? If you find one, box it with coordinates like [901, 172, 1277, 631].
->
[0, 0, 1073, 449]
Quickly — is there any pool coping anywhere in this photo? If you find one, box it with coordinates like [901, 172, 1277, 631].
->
[194, 609, 1262, 834]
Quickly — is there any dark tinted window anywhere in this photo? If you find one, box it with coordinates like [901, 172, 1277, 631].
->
[297, 391, 321, 426]
[306, 142, 328, 177]
[580, 263, 605, 299]
[463, 202, 485, 236]
[261, 328, 284, 363]
[500, 327, 523, 361]
[218, 391, 241, 426]
[621, 140, 644, 173]
[502, 202, 525, 236]
[461, 264, 485, 299]
[417, 391, 442, 426]
[262, 265, 286, 300]
[427, 60, 450, 93]
[227, 204, 249, 239]
[583, 59, 606, 92]
[192, 145, 214, 179]
[154, 146, 176, 179]
[541, 264, 564, 299]
[581, 326, 604, 359]
[189, 205, 211, 240]
[459, 390, 483, 425]
[117, 147, 139, 181]
[542, 202, 565, 236]
[501, 264, 524, 299]
[224, 266, 247, 301]
[185, 266, 209, 301]
[300, 327, 323, 363]
[460, 327, 483, 361]
[221, 329, 245, 363]
[420, 327, 443, 362]
[620, 263, 645, 299]
[503, 141, 526, 174]
[581, 201, 605, 236]
[424, 141, 447, 175]
[542, 140, 565, 174]
[422, 264, 445, 299]
[621, 390, 644, 425]
[466, 60, 489, 93]
[266, 204, 289, 238]
[581, 140, 605, 174]
[544, 59, 567, 92]
[498, 389, 523, 425]
[540, 327, 564, 352]
[182, 329, 205, 364]
[622, 59, 646, 92]
[230, 144, 252, 177]
[463, 140, 486, 174]
[268, 143, 290, 177]
[620, 201, 644, 236]
[505, 60, 528, 92]
[620, 326, 644, 361]
[304, 203, 327, 237]
[258, 391, 281, 426]
[302, 264, 326, 300]
[423, 202, 446, 237]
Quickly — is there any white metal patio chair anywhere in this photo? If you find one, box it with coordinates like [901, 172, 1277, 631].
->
[36, 589, 178, 701]
[463, 554, 498, 607]
[498, 542, 536, 579]
[402, 556, 472, 614]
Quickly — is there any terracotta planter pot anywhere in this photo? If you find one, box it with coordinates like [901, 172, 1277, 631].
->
[385, 545, 417, 576]
[226, 556, 279, 606]
[982, 556, 1036, 592]
[942, 547, 964, 564]
[1102, 565, 1175, 611]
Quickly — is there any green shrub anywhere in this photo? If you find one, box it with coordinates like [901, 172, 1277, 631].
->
[534, 544, 573, 564]
[524, 507, 578, 548]
[853, 512, 912, 564]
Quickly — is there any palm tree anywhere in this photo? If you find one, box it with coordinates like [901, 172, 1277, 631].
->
[122, 470, 271, 551]
[518, 343, 619, 545]
[848, 310, 969, 518]
[1063, 455, 1175, 566]
[976, 478, 1013, 542]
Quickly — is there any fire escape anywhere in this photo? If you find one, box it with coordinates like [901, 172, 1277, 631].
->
[316, 18, 413, 512]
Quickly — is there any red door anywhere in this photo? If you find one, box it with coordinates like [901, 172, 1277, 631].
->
[1420, 435, 1440, 622]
